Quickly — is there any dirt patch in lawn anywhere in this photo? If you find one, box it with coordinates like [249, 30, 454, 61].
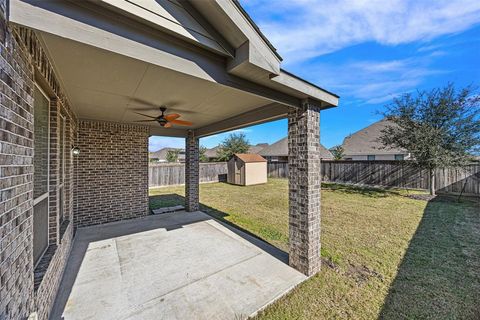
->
[321, 257, 341, 273]
[345, 263, 384, 285]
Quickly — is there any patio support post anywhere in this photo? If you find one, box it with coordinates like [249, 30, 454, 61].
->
[288, 99, 322, 276]
[185, 130, 200, 211]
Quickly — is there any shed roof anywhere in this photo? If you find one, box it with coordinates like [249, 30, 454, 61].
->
[234, 153, 267, 163]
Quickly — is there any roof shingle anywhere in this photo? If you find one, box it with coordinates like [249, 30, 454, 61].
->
[342, 119, 407, 155]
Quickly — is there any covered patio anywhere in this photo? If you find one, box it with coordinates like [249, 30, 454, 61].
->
[51, 211, 306, 319]
[9, 0, 339, 275]
[2, 1, 338, 319]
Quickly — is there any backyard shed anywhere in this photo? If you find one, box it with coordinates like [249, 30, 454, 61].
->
[228, 154, 268, 186]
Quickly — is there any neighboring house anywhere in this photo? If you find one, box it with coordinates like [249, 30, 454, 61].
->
[1, 1, 338, 319]
[260, 137, 333, 162]
[150, 148, 185, 162]
[204, 146, 221, 161]
[204, 143, 268, 161]
[342, 119, 411, 161]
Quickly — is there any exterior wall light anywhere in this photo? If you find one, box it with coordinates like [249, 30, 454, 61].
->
[72, 146, 80, 156]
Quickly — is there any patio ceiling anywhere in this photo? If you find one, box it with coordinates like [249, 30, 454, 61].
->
[39, 32, 283, 137]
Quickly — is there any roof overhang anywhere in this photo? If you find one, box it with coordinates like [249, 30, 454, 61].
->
[8, 0, 339, 138]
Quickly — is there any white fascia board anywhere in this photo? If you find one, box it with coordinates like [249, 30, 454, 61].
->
[271, 71, 340, 107]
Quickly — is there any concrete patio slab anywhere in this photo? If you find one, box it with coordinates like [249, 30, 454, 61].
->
[51, 211, 306, 320]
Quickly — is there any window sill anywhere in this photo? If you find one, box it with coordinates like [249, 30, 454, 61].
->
[34, 220, 71, 291]
[34, 244, 57, 291]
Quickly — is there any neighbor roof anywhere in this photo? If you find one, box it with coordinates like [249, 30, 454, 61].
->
[234, 153, 267, 163]
[150, 147, 183, 160]
[204, 146, 220, 158]
[205, 143, 268, 159]
[248, 143, 269, 154]
[342, 119, 407, 155]
[259, 137, 333, 159]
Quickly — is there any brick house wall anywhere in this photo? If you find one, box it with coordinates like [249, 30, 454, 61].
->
[1, 16, 150, 318]
[74, 120, 149, 227]
[0, 2, 35, 318]
[0, 6, 78, 318]
[0, 8, 151, 315]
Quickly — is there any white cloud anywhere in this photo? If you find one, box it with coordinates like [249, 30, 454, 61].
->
[243, 0, 480, 63]
[230, 128, 253, 134]
[307, 54, 449, 104]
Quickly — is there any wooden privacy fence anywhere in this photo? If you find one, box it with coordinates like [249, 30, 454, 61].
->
[435, 165, 480, 196]
[149, 162, 227, 187]
[320, 161, 429, 189]
[149, 161, 480, 196]
[267, 161, 289, 179]
[267, 161, 480, 196]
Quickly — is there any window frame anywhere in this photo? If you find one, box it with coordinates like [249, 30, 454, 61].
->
[58, 113, 67, 226]
[33, 83, 51, 267]
[33, 83, 51, 203]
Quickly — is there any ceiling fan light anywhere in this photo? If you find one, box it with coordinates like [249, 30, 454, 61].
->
[158, 118, 168, 126]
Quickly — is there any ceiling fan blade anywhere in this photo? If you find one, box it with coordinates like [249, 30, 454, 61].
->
[165, 113, 181, 121]
[134, 119, 157, 122]
[133, 112, 157, 119]
[164, 122, 172, 128]
[170, 119, 193, 126]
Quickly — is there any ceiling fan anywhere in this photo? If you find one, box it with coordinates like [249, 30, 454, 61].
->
[134, 106, 193, 128]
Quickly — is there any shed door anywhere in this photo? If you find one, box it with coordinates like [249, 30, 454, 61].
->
[235, 160, 242, 184]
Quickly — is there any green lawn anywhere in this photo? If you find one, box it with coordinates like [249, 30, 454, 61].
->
[149, 179, 480, 319]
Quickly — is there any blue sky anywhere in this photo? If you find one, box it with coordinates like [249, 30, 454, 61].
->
[149, 0, 480, 152]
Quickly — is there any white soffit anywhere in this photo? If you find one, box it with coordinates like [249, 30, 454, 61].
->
[39, 32, 273, 132]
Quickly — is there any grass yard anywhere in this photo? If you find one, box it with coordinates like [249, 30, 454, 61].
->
[149, 179, 480, 319]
